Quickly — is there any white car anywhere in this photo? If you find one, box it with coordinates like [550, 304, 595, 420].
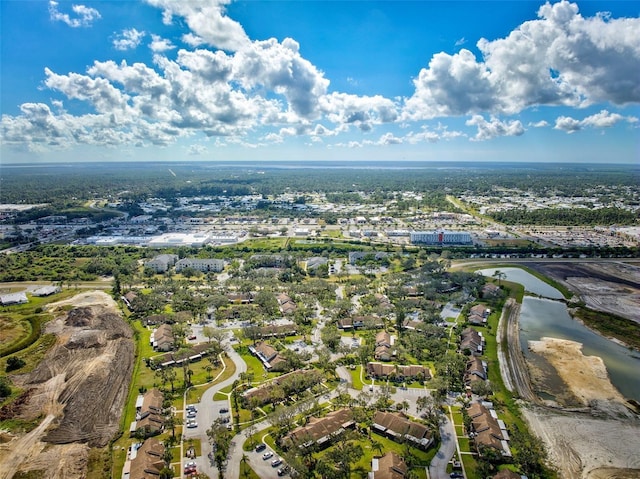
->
[262, 451, 274, 460]
[186, 420, 198, 428]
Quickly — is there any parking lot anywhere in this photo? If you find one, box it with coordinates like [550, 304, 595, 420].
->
[247, 443, 289, 478]
[182, 398, 232, 476]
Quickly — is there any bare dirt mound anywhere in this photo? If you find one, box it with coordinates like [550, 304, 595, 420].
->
[586, 468, 640, 479]
[523, 406, 640, 479]
[0, 291, 134, 479]
[526, 261, 640, 323]
[528, 337, 629, 414]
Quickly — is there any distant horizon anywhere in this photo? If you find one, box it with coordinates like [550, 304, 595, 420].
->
[1, 0, 638, 164]
[3, 159, 638, 169]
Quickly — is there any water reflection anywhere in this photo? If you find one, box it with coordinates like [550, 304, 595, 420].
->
[478, 267, 564, 299]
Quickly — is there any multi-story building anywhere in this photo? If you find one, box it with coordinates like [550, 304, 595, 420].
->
[410, 230, 472, 245]
[175, 258, 225, 273]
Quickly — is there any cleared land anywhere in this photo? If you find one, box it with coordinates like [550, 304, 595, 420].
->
[0, 291, 133, 479]
[526, 261, 640, 323]
[528, 337, 631, 414]
[517, 333, 640, 479]
[496, 265, 640, 479]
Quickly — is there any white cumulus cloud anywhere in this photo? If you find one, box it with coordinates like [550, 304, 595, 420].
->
[404, 0, 640, 120]
[554, 109, 638, 133]
[150, 35, 175, 53]
[113, 28, 145, 51]
[145, 0, 249, 51]
[49, 1, 101, 28]
[466, 115, 524, 141]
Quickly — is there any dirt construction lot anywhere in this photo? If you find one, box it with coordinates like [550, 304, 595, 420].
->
[498, 261, 640, 479]
[521, 336, 640, 479]
[0, 291, 134, 479]
[527, 261, 640, 323]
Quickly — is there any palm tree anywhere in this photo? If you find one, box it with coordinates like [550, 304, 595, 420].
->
[164, 413, 178, 439]
[371, 439, 384, 456]
[240, 453, 250, 478]
[161, 442, 173, 468]
[493, 269, 506, 286]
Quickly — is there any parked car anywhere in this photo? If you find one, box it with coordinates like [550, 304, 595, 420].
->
[255, 443, 267, 452]
[262, 451, 274, 460]
[186, 411, 197, 418]
[450, 473, 464, 478]
[188, 334, 197, 340]
[186, 420, 198, 428]
[186, 404, 197, 412]
[184, 461, 197, 474]
[219, 407, 229, 414]
[277, 466, 289, 476]
[271, 458, 283, 468]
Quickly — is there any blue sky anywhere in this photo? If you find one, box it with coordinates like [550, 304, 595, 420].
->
[1, 0, 638, 163]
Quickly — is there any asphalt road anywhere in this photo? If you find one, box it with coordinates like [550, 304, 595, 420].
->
[428, 411, 457, 479]
[181, 343, 246, 478]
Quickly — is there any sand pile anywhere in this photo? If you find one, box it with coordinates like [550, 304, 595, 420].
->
[528, 337, 627, 408]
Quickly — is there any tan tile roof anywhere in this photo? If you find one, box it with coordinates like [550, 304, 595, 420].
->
[129, 438, 165, 478]
[373, 411, 430, 441]
[285, 408, 354, 446]
[374, 452, 407, 479]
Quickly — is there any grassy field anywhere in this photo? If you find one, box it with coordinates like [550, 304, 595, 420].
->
[185, 355, 236, 404]
[315, 431, 435, 479]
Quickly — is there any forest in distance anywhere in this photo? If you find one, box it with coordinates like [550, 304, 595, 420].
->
[2, 161, 639, 205]
[0, 162, 640, 203]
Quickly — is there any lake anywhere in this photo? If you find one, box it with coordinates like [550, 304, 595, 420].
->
[479, 266, 640, 402]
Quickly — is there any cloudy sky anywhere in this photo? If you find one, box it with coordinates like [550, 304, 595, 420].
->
[1, 0, 638, 164]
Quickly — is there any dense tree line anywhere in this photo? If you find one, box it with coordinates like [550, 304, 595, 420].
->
[489, 207, 638, 226]
[3, 161, 637, 204]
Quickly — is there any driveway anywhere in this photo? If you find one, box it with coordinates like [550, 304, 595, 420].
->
[181, 342, 247, 478]
[428, 411, 458, 479]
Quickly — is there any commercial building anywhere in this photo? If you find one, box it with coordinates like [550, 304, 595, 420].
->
[410, 230, 472, 245]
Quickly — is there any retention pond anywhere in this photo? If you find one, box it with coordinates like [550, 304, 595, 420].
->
[479, 267, 640, 403]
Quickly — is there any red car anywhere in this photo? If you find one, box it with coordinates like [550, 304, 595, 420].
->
[184, 461, 197, 474]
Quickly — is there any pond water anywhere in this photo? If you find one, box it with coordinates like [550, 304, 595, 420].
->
[478, 267, 564, 299]
[479, 266, 640, 402]
[520, 296, 640, 402]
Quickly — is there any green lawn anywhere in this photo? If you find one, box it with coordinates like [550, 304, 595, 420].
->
[236, 347, 278, 382]
[461, 453, 479, 479]
[240, 461, 261, 479]
[458, 437, 471, 452]
[185, 355, 235, 403]
[349, 365, 365, 390]
[314, 431, 436, 478]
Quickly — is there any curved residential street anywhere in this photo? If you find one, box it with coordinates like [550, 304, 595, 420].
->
[427, 410, 457, 479]
[181, 340, 246, 479]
